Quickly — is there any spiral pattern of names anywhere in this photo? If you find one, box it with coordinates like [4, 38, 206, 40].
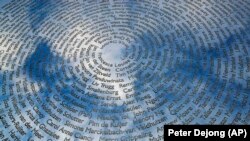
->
[0, 0, 249, 140]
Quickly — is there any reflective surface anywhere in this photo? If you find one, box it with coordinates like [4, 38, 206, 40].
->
[0, 0, 249, 140]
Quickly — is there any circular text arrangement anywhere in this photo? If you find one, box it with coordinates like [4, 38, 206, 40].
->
[0, 0, 249, 140]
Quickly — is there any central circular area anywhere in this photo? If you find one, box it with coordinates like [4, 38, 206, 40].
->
[101, 43, 127, 64]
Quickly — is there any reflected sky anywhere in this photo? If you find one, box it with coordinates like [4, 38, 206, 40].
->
[0, 0, 250, 140]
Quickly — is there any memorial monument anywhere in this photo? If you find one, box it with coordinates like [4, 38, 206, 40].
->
[0, 0, 249, 140]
